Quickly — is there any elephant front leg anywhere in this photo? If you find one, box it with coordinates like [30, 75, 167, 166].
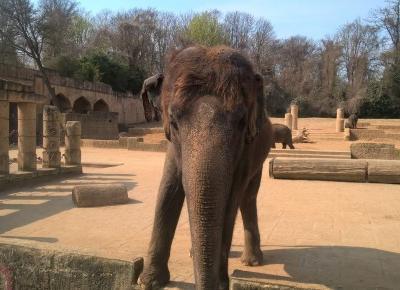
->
[240, 169, 263, 266]
[139, 147, 185, 289]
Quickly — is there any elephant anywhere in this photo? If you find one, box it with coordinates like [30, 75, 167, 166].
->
[141, 73, 164, 122]
[139, 46, 273, 290]
[344, 113, 359, 129]
[271, 123, 295, 149]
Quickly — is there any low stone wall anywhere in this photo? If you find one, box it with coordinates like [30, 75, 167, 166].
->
[0, 165, 82, 191]
[63, 112, 119, 140]
[0, 243, 143, 290]
[81, 139, 121, 149]
[127, 138, 168, 152]
[81, 137, 168, 152]
[350, 129, 386, 141]
[127, 127, 164, 135]
[376, 125, 400, 130]
[351, 143, 396, 160]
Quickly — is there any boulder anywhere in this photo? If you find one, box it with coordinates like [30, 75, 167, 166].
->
[72, 184, 129, 207]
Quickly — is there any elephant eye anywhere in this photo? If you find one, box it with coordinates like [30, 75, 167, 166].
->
[170, 119, 178, 131]
[238, 115, 246, 131]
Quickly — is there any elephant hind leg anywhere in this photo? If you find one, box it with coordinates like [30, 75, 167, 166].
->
[240, 169, 263, 266]
[282, 143, 287, 149]
[289, 143, 295, 149]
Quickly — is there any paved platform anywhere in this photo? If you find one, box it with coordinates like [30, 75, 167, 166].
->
[1, 148, 400, 289]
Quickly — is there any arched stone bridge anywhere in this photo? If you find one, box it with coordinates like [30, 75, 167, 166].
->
[0, 63, 146, 139]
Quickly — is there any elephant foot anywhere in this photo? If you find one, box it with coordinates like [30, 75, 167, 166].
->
[219, 280, 229, 290]
[240, 247, 263, 266]
[138, 265, 170, 290]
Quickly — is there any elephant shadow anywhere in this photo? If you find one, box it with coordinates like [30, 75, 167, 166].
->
[231, 245, 400, 289]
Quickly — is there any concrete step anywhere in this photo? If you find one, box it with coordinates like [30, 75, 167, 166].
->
[269, 153, 350, 159]
[271, 149, 350, 156]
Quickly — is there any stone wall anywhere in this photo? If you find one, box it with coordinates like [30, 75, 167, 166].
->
[0, 63, 146, 127]
[63, 112, 119, 140]
[350, 143, 397, 160]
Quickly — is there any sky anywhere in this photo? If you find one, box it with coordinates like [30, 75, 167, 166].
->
[76, 0, 384, 39]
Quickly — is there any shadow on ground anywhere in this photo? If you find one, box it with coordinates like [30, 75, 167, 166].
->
[0, 173, 138, 234]
[231, 245, 400, 289]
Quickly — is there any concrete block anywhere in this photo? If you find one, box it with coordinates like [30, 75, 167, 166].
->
[351, 143, 396, 160]
[0, 243, 143, 290]
[368, 160, 400, 184]
[59, 165, 82, 175]
[65, 149, 81, 165]
[350, 129, 385, 141]
[36, 168, 59, 177]
[72, 184, 129, 207]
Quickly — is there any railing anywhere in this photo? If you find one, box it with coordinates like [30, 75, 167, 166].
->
[0, 62, 140, 99]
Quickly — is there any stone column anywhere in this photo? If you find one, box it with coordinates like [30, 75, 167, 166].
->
[65, 121, 81, 165]
[336, 108, 344, 132]
[42, 105, 61, 168]
[290, 104, 299, 130]
[18, 102, 37, 171]
[285, 113, 293, 130]
[0, 101, 9, 174]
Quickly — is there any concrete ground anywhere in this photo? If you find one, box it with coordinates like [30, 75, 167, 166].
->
[1, 147, 400, 289]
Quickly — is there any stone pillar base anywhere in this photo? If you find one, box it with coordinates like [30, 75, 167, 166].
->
[285, 113, 293, 130]
[18, 103, 37, 171]
[0, 101, 9, 174]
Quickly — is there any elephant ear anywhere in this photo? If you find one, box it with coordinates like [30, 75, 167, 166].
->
[246, 73, 265, 144]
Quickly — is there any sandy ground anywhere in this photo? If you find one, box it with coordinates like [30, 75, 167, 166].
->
[1, 147, 400, 289]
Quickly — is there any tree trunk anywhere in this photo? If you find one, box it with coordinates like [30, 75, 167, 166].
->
[269, 158, 368, 182]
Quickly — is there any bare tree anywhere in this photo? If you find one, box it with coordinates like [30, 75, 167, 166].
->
[250, 18, 275, 75]
[39, 0, 78, 61]
[0, 0, 56, 100]
[153, 12, 180, 71]
[276, 36, 317, 103]
[318, 38, 343, 110]
[335, 19, 380, 111]
[223, 12, 254, 50]
[372, 0, 400, 51]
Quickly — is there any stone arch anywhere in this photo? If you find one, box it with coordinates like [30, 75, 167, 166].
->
[73, 96, 91, 114]
[93, 99, 109, 112]
[52, 94, 72, 113]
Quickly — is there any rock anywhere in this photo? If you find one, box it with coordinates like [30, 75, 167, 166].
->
[72, 184, 129, 207]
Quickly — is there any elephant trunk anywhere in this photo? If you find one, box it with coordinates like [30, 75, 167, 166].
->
[182, 143, 233, 289]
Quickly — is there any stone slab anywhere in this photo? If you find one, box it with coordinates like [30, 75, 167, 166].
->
[72, 184, 129, 207]
[0, 243, 143, 290]
[351, 143, 396, 160]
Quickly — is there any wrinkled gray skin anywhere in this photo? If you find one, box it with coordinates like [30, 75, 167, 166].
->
[344, 113, 358, 129]
[139, 98, 272, 289]
[138, 46, 274, 288]
[271, 123, 295, 149]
